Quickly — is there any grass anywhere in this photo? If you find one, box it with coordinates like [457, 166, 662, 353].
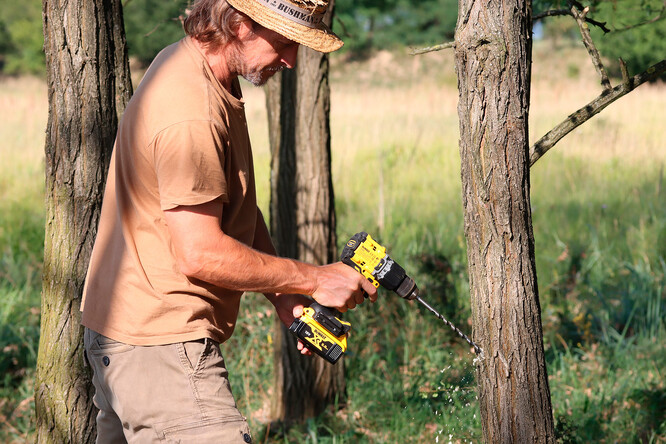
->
[1, 40, 665, 442]
[0, 76, 44, 442]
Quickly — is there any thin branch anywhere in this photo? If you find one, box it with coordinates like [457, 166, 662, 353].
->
[619, 58, 630, 86]
[414, 2, 615, 57]
[571, 5, 611, 90]
[335, 17, 353, 39]
[533, 8, 610, 33]
[613, 2, 666, 32]
[409, 41, 455, 55]
[533, 8, 569, 20]
[529, 59, 666, 167]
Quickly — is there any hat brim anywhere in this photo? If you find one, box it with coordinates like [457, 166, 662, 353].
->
[227, 0, 343, 53]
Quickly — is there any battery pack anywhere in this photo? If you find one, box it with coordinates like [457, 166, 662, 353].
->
[288, 303, 350, 364]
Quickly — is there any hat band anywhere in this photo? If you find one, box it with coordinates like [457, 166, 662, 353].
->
[257, 0, 325, 28]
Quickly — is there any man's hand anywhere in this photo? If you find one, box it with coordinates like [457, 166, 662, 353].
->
[267, 292, 313, 356]
[311, 262, 378, 312]
[269, 293, 311, 327]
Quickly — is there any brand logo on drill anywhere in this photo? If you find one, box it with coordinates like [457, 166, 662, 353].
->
[307, 330, 330, 351]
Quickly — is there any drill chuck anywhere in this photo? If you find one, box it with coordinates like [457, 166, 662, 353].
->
[395, 275, 419, 300]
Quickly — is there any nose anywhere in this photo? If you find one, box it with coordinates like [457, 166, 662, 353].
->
[281, 43, 300, 69]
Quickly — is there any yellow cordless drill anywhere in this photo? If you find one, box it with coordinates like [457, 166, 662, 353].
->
[289, 232, 482, 364]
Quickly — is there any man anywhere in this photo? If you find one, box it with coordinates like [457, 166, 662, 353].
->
[81, 0, 378, 442]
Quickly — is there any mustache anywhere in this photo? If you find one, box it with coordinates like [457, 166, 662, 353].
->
[263, 64, 286, 73]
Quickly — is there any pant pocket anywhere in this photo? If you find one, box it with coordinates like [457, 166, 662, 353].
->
[87, 330, 135, 356]
[156, 411, 252, 444]
[177, 339, 208, 374]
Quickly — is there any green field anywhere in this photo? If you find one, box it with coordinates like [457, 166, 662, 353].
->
[1, 42, 664, 442]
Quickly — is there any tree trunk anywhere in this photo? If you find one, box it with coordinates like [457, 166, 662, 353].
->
[454, 1, 555, 442]
[36, 1, 131, 442]
[265, 27, 344, 425]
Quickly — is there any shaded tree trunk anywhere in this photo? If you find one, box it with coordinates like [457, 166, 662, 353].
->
[36, 1, 131, 442]
[265, 19, 344, 425]
[454, 0, 555, 442]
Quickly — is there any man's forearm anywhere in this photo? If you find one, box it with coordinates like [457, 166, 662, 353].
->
[164, 200, 377, 311]
[181, 230, 317, 295]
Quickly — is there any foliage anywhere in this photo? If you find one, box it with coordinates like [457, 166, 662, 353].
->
[333, 0, 458, 56]
[0, 0, 43, 75]
[123, 0, 189, 66]
[534, 0, 666, 78]
[590, 0, 666, 77]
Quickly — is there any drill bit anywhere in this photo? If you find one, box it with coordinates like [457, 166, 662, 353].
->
[415, 296, 483, 355]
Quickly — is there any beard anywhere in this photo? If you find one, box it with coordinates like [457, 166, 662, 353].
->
[228, 41, 286, 87]
[242, 65, 285, 87]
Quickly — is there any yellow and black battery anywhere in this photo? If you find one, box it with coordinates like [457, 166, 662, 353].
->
[288, 302, 351, 364]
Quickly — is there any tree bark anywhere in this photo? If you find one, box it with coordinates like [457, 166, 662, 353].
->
[265, 26, 344, 426]
[454, 0, 555, 442]
[36, 1, 131, 442]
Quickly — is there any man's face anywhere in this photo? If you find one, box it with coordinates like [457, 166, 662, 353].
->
[232, 23, 300, 86]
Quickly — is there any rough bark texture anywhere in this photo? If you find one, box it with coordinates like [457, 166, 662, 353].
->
[454, 1, 555, 442]
[36, 1, 131, 442]
[265, 26, 344, 424]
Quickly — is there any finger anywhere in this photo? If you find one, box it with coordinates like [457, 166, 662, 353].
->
[361, 281, 379, 302]
[292, 304, 305, 318]
[297, 340, 312, 355]
[354, 291, 365, 305]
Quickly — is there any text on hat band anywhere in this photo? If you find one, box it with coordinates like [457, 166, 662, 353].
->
[258, 0, 325, 28]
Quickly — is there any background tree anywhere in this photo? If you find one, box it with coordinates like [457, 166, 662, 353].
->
[35, 0, 132, 442]
[264, 10, 343, 426]
[455, 0, 556, 441]
[449, 0, 666, 441]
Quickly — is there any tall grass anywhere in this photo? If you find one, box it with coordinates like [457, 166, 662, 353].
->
[1, 41, 665, 442]
[0, 76, 45, 441]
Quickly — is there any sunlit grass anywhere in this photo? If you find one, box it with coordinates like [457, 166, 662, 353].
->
[1, 41, 665, 442]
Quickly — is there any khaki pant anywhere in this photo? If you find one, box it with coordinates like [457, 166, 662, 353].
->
[84, 328, 252, 443]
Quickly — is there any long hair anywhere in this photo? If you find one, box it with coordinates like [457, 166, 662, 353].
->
[184, 0, 250, 50]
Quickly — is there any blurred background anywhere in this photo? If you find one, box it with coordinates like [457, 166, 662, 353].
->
[1, 0, 664, 442]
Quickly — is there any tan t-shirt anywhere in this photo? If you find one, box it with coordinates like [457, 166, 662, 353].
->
[81, 37, 258, 345]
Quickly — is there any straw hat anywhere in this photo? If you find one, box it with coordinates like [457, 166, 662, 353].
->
[226, 0, 343, 53]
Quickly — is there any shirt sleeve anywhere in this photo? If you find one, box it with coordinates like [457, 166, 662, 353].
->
[152, 120, 230, 210]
